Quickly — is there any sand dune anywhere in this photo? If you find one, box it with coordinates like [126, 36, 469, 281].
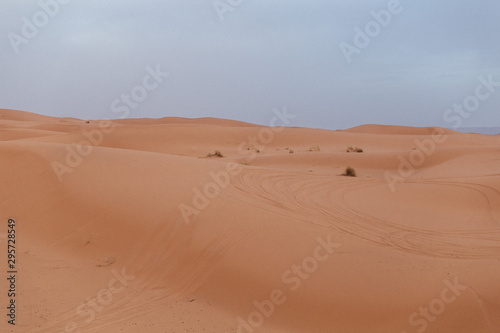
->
[1, 109, 499, 333]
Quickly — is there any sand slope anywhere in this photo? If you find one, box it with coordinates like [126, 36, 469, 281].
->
[1, 109, 499, 333]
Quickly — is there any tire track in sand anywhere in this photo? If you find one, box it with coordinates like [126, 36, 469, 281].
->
[229, 168, 500, 259]
[31, 214, 253, 332]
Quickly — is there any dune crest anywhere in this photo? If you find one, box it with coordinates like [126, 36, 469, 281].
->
[1, 109, 499, 333]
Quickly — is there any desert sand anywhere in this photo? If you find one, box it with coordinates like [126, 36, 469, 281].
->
[1, 109, 499, 333]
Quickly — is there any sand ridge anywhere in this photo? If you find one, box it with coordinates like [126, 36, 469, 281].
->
[1, 109, 499, 332]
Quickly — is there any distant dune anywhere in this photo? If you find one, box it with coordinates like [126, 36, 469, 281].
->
[1, 109, 499, 333]
[455, 127, 500, 135]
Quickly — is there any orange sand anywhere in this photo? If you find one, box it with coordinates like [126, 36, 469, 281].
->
[0, 109, 499, 333]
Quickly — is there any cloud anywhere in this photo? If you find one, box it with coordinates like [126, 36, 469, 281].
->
[0, 0, 498, 129]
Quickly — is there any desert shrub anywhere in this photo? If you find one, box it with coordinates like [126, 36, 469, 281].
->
[207, 150, 223, 157]
[342, 166, 357, 177]
[346, 146, 363, 153]
[309, 145, 320, 152]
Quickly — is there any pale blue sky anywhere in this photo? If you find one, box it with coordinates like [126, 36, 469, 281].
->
[1, 0, 498, 130]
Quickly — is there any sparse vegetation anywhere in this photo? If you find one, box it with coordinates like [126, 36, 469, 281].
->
[342, 166, 357, 177]
[207, 150, 224, 157]
[309, 145, 320, 152]
[346, 146, 363, 153]
[289, 149, 294, 154]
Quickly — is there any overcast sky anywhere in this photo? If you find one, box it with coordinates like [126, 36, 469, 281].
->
[1, 0, 498, 130]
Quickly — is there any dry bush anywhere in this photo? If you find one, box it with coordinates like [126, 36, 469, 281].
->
[207, 150, 224, 157]
[346, 146, 363, 153]
[342, 166, 357, 177]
